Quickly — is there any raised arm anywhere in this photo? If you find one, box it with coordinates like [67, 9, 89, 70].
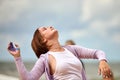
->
[71, 45, 106, 60]
[70, 45, 113, 80]
[7, 43, 45, 80]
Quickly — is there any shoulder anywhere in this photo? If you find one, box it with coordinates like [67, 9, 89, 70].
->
[37, 54, 48, 62]
[35, 54, 48, 67]
[63, 45, 80, 57]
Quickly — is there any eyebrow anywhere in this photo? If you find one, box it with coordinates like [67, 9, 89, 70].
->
[40, 27, 47, 31]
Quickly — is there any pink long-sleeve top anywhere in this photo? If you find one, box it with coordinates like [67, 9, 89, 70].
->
[14, 45, 107, 80]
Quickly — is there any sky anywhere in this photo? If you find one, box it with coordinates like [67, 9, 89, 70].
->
[0, 0, 120, 62]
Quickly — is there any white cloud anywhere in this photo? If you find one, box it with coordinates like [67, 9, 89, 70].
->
[0, 0, 120, 62]
[88, 18, 120, 43]
[0, 33, 31, 47]
[0, 0, 82, 26]
[112, 33, 120, 44]
[30, 0, 80, 14]
[58, 13, 120, 40]
[71, 29, 88, 39]
[77, 0, 120, 44]
[71, 16, 120, 43]
[80, 0, 120, 22]
[0, 0, 29, 25]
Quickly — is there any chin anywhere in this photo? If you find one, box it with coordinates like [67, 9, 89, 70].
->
[53, 29, 58, 37]
[53, 29, 58, 33]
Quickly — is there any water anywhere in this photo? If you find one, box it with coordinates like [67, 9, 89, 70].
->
[0, 62, 120, 80]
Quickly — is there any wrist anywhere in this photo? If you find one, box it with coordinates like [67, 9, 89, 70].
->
[99, 60, 107, 65]
[100, 59, 107, 62]
[14, 54, 21, 58]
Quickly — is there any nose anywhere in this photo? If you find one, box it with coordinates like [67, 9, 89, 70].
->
[49, 26, 53, 28]
[47, 26, 54, 29]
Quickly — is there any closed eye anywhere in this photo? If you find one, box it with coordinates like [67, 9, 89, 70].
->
[42, 27, 47, 31]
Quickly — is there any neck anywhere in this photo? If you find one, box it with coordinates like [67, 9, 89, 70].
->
[47, 40, 64, 52]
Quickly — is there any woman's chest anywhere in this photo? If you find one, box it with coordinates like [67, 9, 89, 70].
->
[48, 49, 82, 75]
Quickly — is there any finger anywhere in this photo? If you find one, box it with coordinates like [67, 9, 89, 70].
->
[98, 68, 101, 75]
[103, 67, 111, 75]
[7, 42, 11, 49]
[15, 44, 19, 47]
[102, 68, 108, 76]
[7, 45, 11, 51]
[16, 48, 20, 51]
[102, 69, 113, 79]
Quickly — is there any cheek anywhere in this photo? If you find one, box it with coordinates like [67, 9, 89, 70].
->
[51, 30, 58, 39]
[47, 32, 55, 39]
[46, 31, 58, 39]
[42, 32, 52, 39]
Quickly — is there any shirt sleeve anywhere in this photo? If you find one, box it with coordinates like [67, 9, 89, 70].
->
[14, 55, 45, 80]
[71, 45, 107, 61]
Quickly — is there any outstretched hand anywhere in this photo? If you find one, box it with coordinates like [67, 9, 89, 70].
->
[7, 42, 21, 58]
[98, 60, 114, 80]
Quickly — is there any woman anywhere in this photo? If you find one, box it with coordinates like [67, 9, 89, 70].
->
[8, 26, 112, 80]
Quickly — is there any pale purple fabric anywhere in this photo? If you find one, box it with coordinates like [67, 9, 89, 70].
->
[14, 45, 107, 80]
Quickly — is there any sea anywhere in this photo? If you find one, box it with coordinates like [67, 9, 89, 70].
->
[0, 61, 120, 80]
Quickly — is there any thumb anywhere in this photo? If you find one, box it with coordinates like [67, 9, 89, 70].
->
[98, 68, 101, 75]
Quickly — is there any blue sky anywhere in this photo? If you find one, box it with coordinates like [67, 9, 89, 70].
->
[0, 0, 120, 62]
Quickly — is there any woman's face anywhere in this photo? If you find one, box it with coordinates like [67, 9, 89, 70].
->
[38, 26, 58, 41]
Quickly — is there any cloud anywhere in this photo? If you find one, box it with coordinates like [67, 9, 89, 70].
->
[75, 0, 120, 44]
[0, 0, 29, 25]
[0, 0, 82, 26]
[71, 29, 88, 39]
[0, 0, 120, 62]
[112, 33, 120, 44]
[70, 16, 120, 44]
[80, 0, 120, 22]
[29, 0, 81, 14]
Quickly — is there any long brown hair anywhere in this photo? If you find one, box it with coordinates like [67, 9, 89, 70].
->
[31, 29, 48, 58]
